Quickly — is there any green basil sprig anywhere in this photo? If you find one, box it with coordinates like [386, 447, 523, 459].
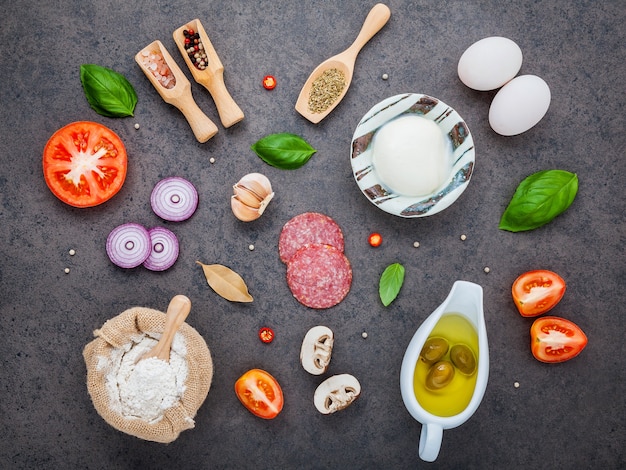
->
[499, 170, 578, 232]
[80, 64, 137, 117]
[251, 133, 316, 169]
[379, 263, 405, 307]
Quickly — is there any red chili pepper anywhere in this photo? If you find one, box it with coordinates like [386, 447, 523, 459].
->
[368, 232, 383, 247]
[263, 75, 277, 90]
[259, 327, 275, 343]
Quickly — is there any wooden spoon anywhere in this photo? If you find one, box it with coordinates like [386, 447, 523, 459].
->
[295, 3, 391, 124]
[173, 19, 244, 128]
[139, 295, 191, 363]
[135, 40, 218, 143]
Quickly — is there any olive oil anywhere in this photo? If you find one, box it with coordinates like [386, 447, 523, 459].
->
[413, 313, 479, 417]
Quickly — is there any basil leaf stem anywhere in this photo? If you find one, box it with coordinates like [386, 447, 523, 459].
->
[379, 263, 405, 307]
[499, 170, 578, 232]
[251, 133, 316, 169]
[80, 64, 138, 118]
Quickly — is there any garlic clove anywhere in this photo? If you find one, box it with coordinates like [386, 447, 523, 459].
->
[231, 196, 261, 221]
[231, 173, 274, 222]
[233, 184, 263, 209]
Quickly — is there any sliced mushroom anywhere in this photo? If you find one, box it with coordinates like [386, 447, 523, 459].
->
[313, 374, 361, 414]
[300, 325, 334, 375]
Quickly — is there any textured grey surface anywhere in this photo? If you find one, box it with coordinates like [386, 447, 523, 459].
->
[1, 0, 625, 468]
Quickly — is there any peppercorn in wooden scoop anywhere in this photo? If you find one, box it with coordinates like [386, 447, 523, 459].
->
[138, 295, 191, 363]
[135, 40, 218, 143]
[295, 3, 391, 124]
[173, 19, 244, 128]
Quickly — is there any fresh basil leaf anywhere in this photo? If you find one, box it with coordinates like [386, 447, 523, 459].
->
[379, 263, 405, 307]
[251, 133, 316, 169]
[80, 64, 137, 117]
[499, 170, 578, 232]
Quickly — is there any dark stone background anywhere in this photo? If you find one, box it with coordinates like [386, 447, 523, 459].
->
[1, 0, 624, 468]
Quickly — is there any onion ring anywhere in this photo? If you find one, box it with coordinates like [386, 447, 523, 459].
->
[106, 223, 151, 268]
[143, 227, 180, 271]
[151, 177, 199, 222]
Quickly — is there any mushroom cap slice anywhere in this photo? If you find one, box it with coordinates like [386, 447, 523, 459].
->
[300, 325, 334, 375]
[313, 374, 361, 414]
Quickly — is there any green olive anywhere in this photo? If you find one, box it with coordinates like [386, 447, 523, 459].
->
[450, 344, 477, 375]
[420, 337, 449, 365]
[425, 360, 455, 391]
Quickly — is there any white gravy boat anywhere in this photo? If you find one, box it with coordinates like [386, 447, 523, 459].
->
[400, 280, 489, 462]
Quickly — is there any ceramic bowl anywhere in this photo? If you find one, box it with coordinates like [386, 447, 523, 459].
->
[350, 93, 475, 218]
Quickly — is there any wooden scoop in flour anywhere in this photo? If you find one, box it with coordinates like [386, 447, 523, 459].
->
[135, 40, 218, 143]
[139, 295, 191, 363]
[173, 19, 244, 128]
[295, 3, 391, 124]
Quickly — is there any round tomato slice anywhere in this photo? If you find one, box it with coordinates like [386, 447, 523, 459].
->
[512, 270, 566, 317]
[531, 316, 587, 363]
[43, 121, 127, 207]
[235, 369, 283, 419]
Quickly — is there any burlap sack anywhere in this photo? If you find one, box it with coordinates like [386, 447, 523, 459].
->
[83, 306, 213, 443]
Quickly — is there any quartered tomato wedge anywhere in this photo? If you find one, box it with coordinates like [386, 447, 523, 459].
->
[531, 316, 588, 363]
[235, 369, 283, 419]
[512, 270, 566, 317]
[43, 121, 127, 207]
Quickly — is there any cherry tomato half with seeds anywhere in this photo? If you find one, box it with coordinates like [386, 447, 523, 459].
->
[259, 327, 275, 343]
[368, 232, 382, 247]
[43, 121, 127, 208]
[235, 369, 284, 419]
[512, 270, 566, 317]
[530, 316, 587, 363]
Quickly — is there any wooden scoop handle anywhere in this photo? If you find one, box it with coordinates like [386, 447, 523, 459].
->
[145, 295, 191, 362]
[344, 3, 391, 59]
[168, 93, 219, 143]
[198, 72, 245, 128]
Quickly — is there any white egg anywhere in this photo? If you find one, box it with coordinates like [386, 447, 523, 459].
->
[488, 75, 550, 136]
[458, 37, 523, 91]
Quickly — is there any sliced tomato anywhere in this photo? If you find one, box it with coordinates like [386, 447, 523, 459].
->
[531, 316, 587, 363]
[235, 369, 283, 419]
[43, 121, 127, 207]
[512, 270, 566, 317]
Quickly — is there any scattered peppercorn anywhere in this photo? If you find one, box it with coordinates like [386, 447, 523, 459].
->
[413, 241, 420, 248]
[69, 249, 76, 256]
[248, 244, 255, 251]
[263, 75, 277, 90]
[484, 267, 491, 273]
[460, 234, 467, 241]
[382, 73, 389, 80]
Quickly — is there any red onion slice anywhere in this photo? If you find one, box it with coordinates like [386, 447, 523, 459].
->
[143, 226, 180, 271]
[151, 177, 199, 222]
[106, 223, 151, 268]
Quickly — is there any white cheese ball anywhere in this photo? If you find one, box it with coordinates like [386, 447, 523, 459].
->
[372, 115, 451, 197]
[458, 37, 523, 91]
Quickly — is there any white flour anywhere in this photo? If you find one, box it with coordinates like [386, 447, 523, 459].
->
[102, 333, 188, 423]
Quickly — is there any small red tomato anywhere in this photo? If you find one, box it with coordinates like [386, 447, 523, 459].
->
[512, 270, 566, 317]
[263, 75, 277, 90]
[235, 369, 284, 419]
[259, 327, 274, 343]
[530, 316, 587, 363]
[368, 232, 383, 247]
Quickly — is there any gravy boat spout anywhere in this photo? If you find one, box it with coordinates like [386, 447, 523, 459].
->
[400, 280, 489, 462]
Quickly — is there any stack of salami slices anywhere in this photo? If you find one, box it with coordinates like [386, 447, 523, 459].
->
[279, 212, 352, 309]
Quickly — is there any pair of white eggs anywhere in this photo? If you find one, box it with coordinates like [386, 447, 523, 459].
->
[457, 37, 550, 136]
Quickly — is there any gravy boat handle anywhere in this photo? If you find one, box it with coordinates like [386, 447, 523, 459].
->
[419, 422, 443, 462]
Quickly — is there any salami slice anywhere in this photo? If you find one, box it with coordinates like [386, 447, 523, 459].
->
[279, 212, 345, 264]
[286, 244, 352, 309]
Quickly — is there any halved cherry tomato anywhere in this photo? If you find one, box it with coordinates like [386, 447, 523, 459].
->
[512, 270, 566, 317]
[235, 369, 283, 419]
[531, 316, 587, 363]
[43, 121, 127, 207]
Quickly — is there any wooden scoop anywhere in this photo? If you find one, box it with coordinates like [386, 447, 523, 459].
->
[139, 295, 191, 363]
[173, 19, 244, 128]
[135, 40, 218, 143]
[295, 3, 391, 124]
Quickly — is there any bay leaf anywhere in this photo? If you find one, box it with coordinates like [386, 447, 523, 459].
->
[196, 261, 253, 302]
